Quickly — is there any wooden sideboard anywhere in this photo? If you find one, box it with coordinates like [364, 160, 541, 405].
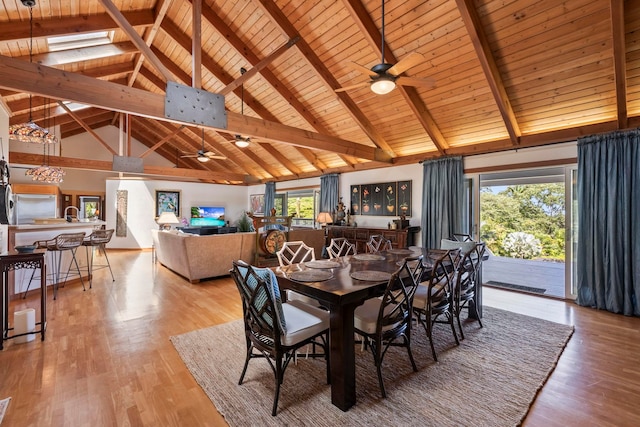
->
[326, 225, 420, 253]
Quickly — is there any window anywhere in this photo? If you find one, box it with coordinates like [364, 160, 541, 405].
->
[274, 188, 320, 227]
[47, 31, 113, 52]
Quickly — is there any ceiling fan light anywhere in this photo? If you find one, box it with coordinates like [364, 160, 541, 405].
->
[371, 78, 396, 95]
[235, 138, 250, 148]
[197, 155, 210, 163]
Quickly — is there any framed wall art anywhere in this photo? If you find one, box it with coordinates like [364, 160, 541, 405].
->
[155, 190, 181, 218]
[250, 194, 265, 215]
[350, 180, 411, 217]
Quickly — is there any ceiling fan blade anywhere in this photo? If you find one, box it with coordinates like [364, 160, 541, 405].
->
[347, 61, 378, 77]
[204, 151, 226, 160]
[335, 81, 371, 93]
[396, 75, 436, 89]
[388, 52, 424, 76]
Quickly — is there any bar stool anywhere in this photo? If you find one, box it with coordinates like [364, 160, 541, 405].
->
[33, 232, 86, 300]
[82, 229, 115, 288]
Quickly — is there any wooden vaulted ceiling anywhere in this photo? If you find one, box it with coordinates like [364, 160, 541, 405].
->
[1, 0, 639, 185]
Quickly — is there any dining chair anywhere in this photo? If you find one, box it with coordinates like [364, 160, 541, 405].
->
[353, 255, 425, 397]
[230, 260, 330, 416]
[327, 237, 356, 259]
[366, 234, 392, 253]
[413, 249, 461, 361]
[276, 240, 315, 266]
[452, 242, 485, 339]
[276, 241, 320, 306]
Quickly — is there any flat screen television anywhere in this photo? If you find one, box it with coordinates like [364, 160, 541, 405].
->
[190, 206, 226, 227]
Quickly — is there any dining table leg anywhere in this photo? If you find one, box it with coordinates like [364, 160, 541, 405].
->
[328, 301, 360, 412]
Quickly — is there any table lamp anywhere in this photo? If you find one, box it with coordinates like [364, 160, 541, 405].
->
[157, 212, 180, 230]
[316, 212, 333, 229]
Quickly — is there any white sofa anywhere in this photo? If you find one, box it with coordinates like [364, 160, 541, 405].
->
[151, 228, 326, 283]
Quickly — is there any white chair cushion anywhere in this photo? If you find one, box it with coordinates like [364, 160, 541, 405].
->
[281, 301, 329, 347]
[440, 239, 476, 254]
[354, 298, 401, 334]
[414, 282, 446, 309]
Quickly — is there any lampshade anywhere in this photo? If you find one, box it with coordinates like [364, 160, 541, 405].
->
[157, 212, 180, 229]
[196, 155, 210, 162]
[316, 212, 333, 225]
[9, 122, 59, 144]
[371, 77, 396, 95]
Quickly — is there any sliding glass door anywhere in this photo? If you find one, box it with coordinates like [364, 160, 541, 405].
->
[470, 166, 577, 299]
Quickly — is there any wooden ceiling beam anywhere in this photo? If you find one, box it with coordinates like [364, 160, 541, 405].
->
[0, 54, 391, 162]
[0, 10, 155, 42]
[219, 36, 300, 96]
[455, 0, 521, 145]
[59, 111, 115, 132]
[169, 11, 325, 173]
[127, 0, 172, 88]
[609, 0, 628, 129]
[62, 119, 114, 139]
[139, 125, 185, 158]
[12, 106, 107, 127]
[58, 101, 118, 155]
[8, 151, 255, 183]
[191, 0, 202, 89]
[129, 124, 202, 170]
[342, 0, 448, 154]
[98, 0, 175, 82]
[255, 0, 394, 155]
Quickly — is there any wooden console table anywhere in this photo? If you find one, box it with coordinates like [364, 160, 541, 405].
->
[326, 225, 420, 253]
[1, 250, 47, 350]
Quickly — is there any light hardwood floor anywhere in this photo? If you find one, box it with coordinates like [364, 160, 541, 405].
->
[1, 250, 639, 426]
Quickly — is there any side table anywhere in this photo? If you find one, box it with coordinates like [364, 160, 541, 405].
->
[1, 250, 47, 350]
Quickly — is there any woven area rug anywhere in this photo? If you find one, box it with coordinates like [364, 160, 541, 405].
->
[170, 307, 573, 426]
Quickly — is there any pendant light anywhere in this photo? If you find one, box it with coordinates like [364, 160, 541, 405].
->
[235, 67, 250, 148]
[370, 0, 396, 95]
[25, 99, 64, 182]
[9, 1, 59, 144]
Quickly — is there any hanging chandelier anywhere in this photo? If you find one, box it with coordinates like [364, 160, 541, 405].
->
[9, 2, 59, 144]
[25, 100, 64, 183]
[25, 165, 65, 183]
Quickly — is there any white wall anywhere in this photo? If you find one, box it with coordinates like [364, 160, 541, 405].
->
[105, 178, 250, 249]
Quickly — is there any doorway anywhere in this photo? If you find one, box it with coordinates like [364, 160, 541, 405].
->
[476, 167, 576, 299]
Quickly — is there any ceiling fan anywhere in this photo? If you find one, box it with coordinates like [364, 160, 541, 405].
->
[181, 129, 225, 162]
[336, 0, 435, 95]
[227, 67, 251, 148]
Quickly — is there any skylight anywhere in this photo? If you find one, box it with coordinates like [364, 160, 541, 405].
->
[47, 31, 113, 52]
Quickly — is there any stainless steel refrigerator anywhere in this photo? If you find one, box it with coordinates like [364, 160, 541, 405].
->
[14, 194, 58, 224]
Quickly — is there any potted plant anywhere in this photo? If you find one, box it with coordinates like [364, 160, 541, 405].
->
[237, 211, 253, 232]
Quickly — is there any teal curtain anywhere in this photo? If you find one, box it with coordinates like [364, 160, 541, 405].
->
[264, 182, 275, 216]
[576, 130, 640, 316]
[421, 157, 463, 249]
[320, 174, 339, 214]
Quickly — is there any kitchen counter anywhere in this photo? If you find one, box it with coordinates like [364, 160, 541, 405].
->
[6, 221, 106, 298]
[9, 220, 106, 231]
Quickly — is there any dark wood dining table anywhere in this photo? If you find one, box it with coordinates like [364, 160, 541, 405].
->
[273, 248, 424, 412]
